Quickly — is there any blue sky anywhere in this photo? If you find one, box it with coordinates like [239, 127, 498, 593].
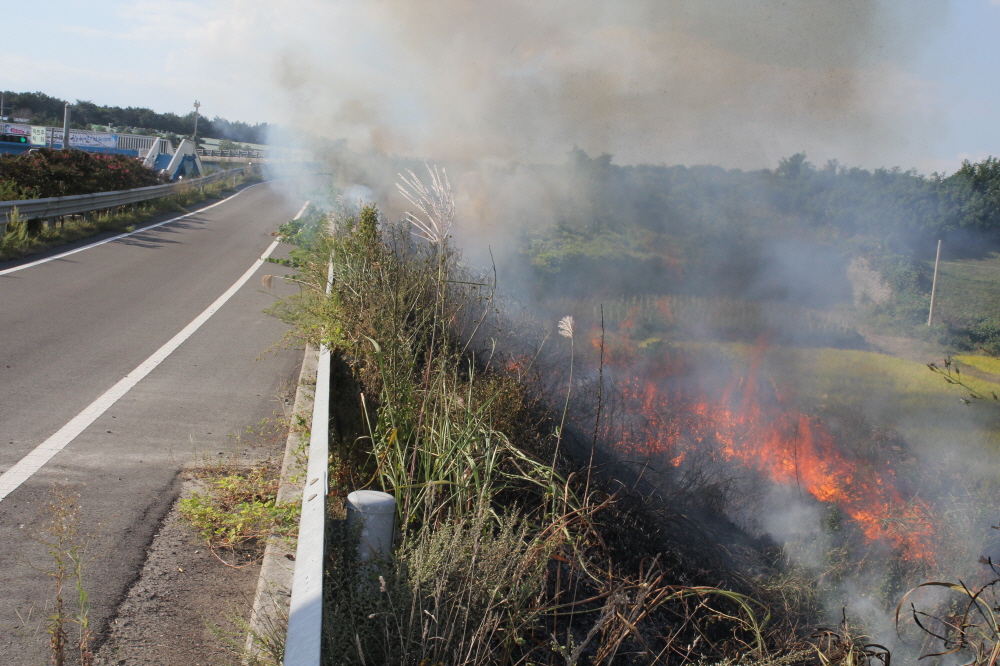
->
[6, 0, 1000, 174]
[911, 1, 1000, 171]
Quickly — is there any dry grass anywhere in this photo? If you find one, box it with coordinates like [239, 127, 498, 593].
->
[269, 188, 892, 665]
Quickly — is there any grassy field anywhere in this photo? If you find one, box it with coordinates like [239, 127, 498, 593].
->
[955, 352, 1000, 376]
[931, 253, 1000, 324]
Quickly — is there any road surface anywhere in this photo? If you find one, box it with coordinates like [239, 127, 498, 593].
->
[0, 180, 313, 664]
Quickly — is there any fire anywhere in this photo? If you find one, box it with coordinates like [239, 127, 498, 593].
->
[608, 336, 937, 565]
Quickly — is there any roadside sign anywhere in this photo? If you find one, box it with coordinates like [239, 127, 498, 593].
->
[1, 123, 30, 136]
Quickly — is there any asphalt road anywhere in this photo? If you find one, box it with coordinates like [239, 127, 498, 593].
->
[0, 180, 313, 664]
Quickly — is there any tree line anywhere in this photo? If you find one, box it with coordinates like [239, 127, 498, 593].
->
[516, 148, 1000, 352]
[1, 91, 270, 144]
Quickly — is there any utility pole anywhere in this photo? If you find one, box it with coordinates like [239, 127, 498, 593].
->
[928, 239, 942, 326]
[192, 100, 201, 145]
[62, 103, 71, 149]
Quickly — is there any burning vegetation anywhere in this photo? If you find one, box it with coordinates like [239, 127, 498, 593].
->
[610, 342, 939, 565]
[265, 151, 1000, 664]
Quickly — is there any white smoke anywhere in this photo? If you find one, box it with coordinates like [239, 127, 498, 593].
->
[178, 0, 947, 170]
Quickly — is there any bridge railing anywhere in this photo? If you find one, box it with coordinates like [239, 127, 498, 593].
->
[198, 149, 266, 159]
[0, 167, 249, 235]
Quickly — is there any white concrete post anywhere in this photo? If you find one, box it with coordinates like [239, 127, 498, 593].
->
[346, 491, 396, 561]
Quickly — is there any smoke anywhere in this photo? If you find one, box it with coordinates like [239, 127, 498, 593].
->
[194, 0, 946, 170]
[233, 0, 951, 286]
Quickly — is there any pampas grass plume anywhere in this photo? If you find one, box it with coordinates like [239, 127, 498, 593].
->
[396, 162, 455, 245]
[558, 316, 575, 339]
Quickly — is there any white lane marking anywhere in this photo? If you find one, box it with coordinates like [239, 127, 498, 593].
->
[0, 181, 267, 277]
[0, 200, 310, 502]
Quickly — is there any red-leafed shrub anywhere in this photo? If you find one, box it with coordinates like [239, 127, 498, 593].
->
[0, 149, 164, 199]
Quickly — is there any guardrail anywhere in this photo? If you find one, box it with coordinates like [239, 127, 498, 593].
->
[284, 253, 332, 666]
[198, 149, 265, 159]
[0, 167, 250, 235]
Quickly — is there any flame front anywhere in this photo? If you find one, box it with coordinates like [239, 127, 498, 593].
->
[606, 336, 937, 565]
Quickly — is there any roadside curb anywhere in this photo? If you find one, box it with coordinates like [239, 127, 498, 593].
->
[244, 343, 319, 663]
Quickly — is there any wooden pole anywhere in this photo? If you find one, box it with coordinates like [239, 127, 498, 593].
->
[928, 239, 942, 326]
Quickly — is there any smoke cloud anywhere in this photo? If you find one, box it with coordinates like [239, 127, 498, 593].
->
[221, 0, 947, 170]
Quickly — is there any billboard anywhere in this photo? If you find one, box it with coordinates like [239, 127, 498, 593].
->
[45, 129, 119, 149]
[2, 123, 30, 136]
[68, 132, 117, 149]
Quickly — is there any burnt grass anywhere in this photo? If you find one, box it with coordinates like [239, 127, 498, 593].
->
[543, 324, 990, 661]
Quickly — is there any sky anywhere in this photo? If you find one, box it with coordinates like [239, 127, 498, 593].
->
[5, 0, 1000, 174]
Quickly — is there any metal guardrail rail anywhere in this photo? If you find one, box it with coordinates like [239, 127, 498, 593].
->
[284, 252, 332, 666]
[0, 167, 249, 234]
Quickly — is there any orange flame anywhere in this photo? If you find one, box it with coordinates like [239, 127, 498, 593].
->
[609, 343, 937, 565]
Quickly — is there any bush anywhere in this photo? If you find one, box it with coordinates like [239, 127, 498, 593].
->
[0, 148, 162, 199]
[946, 316, 1000, 356]
[218, 139, 254, 152]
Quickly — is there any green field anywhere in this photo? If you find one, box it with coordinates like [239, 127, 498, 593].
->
[932, 253, 1000, 324]
[955, 353, 1000, 376]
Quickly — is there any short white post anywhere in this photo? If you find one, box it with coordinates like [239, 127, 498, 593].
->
[346, 491, 396, 561]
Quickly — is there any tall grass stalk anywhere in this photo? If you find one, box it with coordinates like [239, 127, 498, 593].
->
[552, 316, 576, 507]
[28, 487, 94, 666]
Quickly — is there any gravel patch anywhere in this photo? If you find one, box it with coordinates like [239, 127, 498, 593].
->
[94, 477, 262, 666]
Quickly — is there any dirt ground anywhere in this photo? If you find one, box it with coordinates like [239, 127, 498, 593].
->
[93, 379, 298, 666]
[94, 477, 262, 666]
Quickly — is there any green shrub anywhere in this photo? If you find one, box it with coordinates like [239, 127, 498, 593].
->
[0, 148, 162, 199]
[0, 177, 28, 201]
[946, 316, 1000, 356]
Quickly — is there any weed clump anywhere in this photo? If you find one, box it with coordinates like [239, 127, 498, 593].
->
[180, 466, 299, 567]
[30, 487, 95, 666]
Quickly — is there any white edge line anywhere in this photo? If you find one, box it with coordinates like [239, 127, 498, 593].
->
[0, 199, 310, 502]
[0, 181, 267, 278]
